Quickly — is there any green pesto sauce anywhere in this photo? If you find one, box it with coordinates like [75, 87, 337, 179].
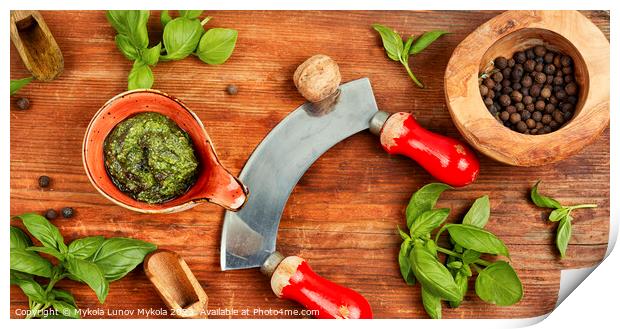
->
[103, 112, 199, 204]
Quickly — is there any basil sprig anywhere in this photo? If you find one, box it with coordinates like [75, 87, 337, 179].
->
[397, 184, 523, 319]
[372, 24, 448, 88]
[10, 213, 156, 319]
[107, 10, 237, 90]
[530, 181, 597, 258]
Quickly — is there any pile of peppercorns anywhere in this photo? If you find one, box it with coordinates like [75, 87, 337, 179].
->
[479, 45, 579, 135]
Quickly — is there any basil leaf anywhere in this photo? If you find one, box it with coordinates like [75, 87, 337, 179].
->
[556, 216, 572, 258]
[406, 183, 452, 229]
[475, 261, 523, 306]
[10, 248, 53, 278]
[410, 244, 461, 302]
[398, 227, 410, 241]
[402, 36, 414, 60]
[51, 301, 81, 319]
[26, 246, 65, 261]
[398, 240, 415, 285]
[128, 60, 154, 90]
[68, 236, 105, 259]
[114, 34, 139, 60]
[196, 28, 238, 65]
[160, 10, 172, 27]
[90, 237, 157, 281]
[10, 77, 33, 95]
[65, 256, 109, 304]
[447, 261, 462, 270]
[421, 285, 442, 319]
[410, 30, 449, 55]
[463, 195, 490, 228]
[446, 224, 510, 258]
[51, 289, 77, 306]
[161, 17, 203, 61]
[461, 249, 481, 265]
[179, 10, 203, 19]
[425, 239, 438, 257]
[371, 24, 404, 62]
[16, 213, 67, 252]
[549, 207, 570, 222]
[530, 181, 562, 209]
[10, 226, 32, 249]
[140, 43, 161, 66]
[10, 269, 33, 284]
[12, 277, 47, 303]
[449, 271, 469, 308]
[106, 10, 150, 49]
[410, 208, 450, 238]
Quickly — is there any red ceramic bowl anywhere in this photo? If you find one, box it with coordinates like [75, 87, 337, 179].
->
[83, 89, 248, 214]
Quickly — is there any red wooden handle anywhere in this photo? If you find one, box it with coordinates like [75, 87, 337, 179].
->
[270, 256, 372, 319]
[379, 112, 480, 187]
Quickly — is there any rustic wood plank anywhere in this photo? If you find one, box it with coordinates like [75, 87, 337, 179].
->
[10, 10, 609, 319]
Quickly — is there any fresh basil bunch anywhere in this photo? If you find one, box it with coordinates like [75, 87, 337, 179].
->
[106, 10, 238, 90]
[372, 24, 448, 88]
[398, 183, 523, 319]
[10, 213, 156, 319]
[530, 181, 597, 258]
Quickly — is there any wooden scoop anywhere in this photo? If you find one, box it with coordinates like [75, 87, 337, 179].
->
[10, 10, 63, 81]
[144, 250, 208, 318]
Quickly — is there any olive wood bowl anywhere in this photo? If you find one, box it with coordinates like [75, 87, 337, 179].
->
[445, 10, 609, 166]
[83, 89, 248, 214]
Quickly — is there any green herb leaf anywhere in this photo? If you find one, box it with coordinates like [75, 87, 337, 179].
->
[549, 207, 570, 222]
[398, 239, 415, 285]
[410, 208, 450, 238]
[449, 271, 469, 308]
[461, 249, 481, 265]
[556, 215, 572, 258]
[51, 300, 81, 319]
[179, 10, 203, 19]
[10, 226, 32, 249]
[12, 277, 47, 303]
[371, 24, 404, 62]
[68, 236, 105, 259]
[160, 10, 172, 27]
[410, 243, 461, 302]
[410, 30, 449, 55]
[447, 261, 462, 270]
[405, 183, 452, 229]
[140, 43, 161, 66]
[51, 289, 77, 306]
[106, 10, 150, 49]
[26, 246, 65, 261]
[15, 213, 67, 252]
[459, 263, 472, 277]
[402, 36, 414, 60]
[10, 77, 33, 95]
[10, 248, 53, 278]
[114, 34, 140, 60]
[421, 285, 442, 319]
[462, 195, 490, 228]
[398, 226, 410, 241]
[161, 17, 203, 61]
[128, 60, 154, 90]
[196, 28, 238, 65]
[530, 181, 562, 209]
[90, 237, 157, 281]
[475, 261, 523, 306]
[425, 239, 438, 257]
[65, 256, 109, 304]
[446, 224, 510, 258]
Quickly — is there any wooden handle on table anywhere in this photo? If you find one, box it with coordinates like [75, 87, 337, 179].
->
[270, 256, 372, 319]
[378, 112, 480, 187]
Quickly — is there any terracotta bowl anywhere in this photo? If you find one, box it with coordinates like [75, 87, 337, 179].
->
[83, 89, 248, 214]
[445, 11, 609, 166]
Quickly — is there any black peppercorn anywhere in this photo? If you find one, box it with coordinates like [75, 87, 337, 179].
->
[531, 128, 539, 135]
[500, 111, 510, 121]
[540, 86, 552, 99]
[526, 118, 536, 128]
[523, 95, 533, 105]
[16, 97, 30, 110]
[61, 207, 75, 218]
[553, 55, 562, 67]
[502, 67, 512, 78]
[549, 120, 559, 129]
[514, 51, 527, 63]
[560, 55, 572, 67]
[492, 71, 503, 82]
[549, 95, 559, 105]
[520, 110, 531, 121]
[520, 87, 529, 97]
[526, 48, 536, 59]
[567, 96, 578, 105]
[510, 90, 523, 103]
[483, 78, 495, 89]
[38, 175, 50, 188]
[544, 52, 555, 64]
[512, 82, 522, 90]
[515, 102, 525, 112]
[562, 66, 573, 75]
[502, 86, 513, 95]
[484, 97, 494, 107]
[564, 75, 573, 83]
[226, 84, 238, 95]
[561, 103, 574, 112]
[45, 209, 57, 220]
[516, 121, 528, 133]
[502, 79, 512, 88]
[493, 83, 502, 92]
[521, 75, 533, 88]
[534, 72, 546, 84]
[509, 112, 521, 124]
[536, 122, 544, 130]
[526, 103, 535, 112]
[534, 45, 546, 57]
[494, 56, 508, 69]
[511, 65, 524, 81]
[480, 85, 489, 97]
[553, 110, 565, 124]
[556, 89, 567, 100]
[565, 82, 578, 95]
[530, 84, 541, 97]
[499, 94, 511, 107]
[535, 100, 546, 111]
[535, 62, 544, 72]
[544, 64, 556, 75]
[524, 59, 536, 72]
[542, 114, 552, 124]
[488, 90, 495, 99]
[553, 76, 564, 85]
[545, 103, 555, 114]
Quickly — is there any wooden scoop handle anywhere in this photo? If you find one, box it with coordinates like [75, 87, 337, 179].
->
[269, 255, 372, 319]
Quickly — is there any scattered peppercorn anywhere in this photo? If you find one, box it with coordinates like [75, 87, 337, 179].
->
[38, 175, 51, 188]
[61, 207, 75, 218]
[15, 97, 30, 110]
[226, 84, 238, 95]
[479, 45, 579, 134]
[44, 209, 57, 220]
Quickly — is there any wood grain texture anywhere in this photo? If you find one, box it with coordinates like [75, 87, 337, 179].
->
[10, 10, 610, 319]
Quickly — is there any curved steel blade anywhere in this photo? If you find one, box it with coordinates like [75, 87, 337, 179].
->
[221, 78, 378, 270]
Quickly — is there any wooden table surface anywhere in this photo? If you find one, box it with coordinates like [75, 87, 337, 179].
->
[10, 10, 610, 319]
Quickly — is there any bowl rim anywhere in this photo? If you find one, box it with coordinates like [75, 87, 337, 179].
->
[444, 10, 610, 166]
